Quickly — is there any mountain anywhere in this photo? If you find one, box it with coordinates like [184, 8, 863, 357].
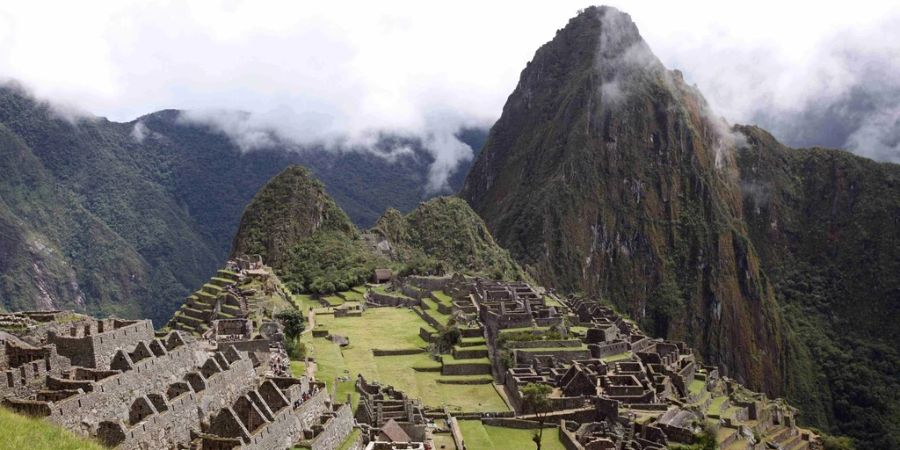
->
[230, 168, 523, 293]
[463, 5, 785, 392]
[230, 165, 357, 268]
[0, 84, 484, 322]
[460, 6, 898, 448]
[371, 197, 525, 280]
[736, 126, 899, 447]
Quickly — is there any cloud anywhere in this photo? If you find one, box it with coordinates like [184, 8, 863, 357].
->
[130, 121, 149, 143]
[647, 7, 900, 162]
[0, 0, 898, 179]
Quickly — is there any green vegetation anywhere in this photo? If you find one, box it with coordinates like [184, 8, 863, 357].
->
[235, 174, 524, 298]
[736, 127, 900, 448]
[0, 407, 106, 450]
[818, 432, 857, 450]
[455, 8, 898, 448]
[302, 308, 507, 412]
[432, 290, 453, 304]
[0, 86, 482, 320]
[372, 197, 526, 280]
[688, 379, 706, 396]
[457, 420, 566, 450]
[276, 309, 306, 339]
[707, 396, 727, 415]
[336, 429, 361, 450]
[521, 383, 553, 450]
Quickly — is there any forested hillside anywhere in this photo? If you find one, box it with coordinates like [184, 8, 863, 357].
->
[0, 84, 484, 322]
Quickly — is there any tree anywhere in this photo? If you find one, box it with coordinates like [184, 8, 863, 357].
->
[275, 309, 305, 340]
[521, 383, 552, 450]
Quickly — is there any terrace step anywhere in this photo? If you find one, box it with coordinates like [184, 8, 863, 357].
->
[436, 376, 493, 385]
[201, 283, 223, 295]
[182, 307, 210, 321]
[208, 277, 235, 287]
[216, 269, 240, 281]
[459, 327, 484, 338]
[458, 337, 486, 347]
[452, 346, 488, 359]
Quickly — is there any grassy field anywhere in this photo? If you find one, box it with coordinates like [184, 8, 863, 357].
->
[339, 289, 365, 302]
[302, 308, 508, 412]
[432, 290, 453, 305]
[0, 407, 106, 450]
[457, 420, 566, 450]
[421, 297, 451, 325]
[688, 379, 706, 396]
[322, 295, 344, 306]
[294, 294, 323, 316]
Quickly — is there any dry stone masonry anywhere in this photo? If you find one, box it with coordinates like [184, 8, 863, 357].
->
[0, 304, 351, 449]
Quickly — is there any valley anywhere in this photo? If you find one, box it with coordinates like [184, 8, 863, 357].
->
[0, 4, 896, 450]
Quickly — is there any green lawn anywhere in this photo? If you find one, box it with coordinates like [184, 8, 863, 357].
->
[0, 407, 106, 450]
[457, 420, 566, 450]
[708, 395, 728, 414]
[293, 294, 321, 314]
[432, 290, 453, 305]
[543, 295, 564, 308]
[303, 308, 507, 413]
[421, 297, 451, 325]
[443, 355, 490, 365]
[338, 289, 365, 302]
[688, 379, 706, 396]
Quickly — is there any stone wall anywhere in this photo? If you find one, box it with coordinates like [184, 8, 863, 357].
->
[589, 341, 630, 358]
[48, 319, 155, 369]
[1, 344, 70, 399]
[4, 335, 263, 445]
[371, 348, 426, 356]
[481, 417, 550, 429]
[367, 292, 420, 308]
[310, 403, 354, 450]
[515, 348, 592, 365]
[219, 339, 271, 355]
[558, 421, 584, 450]
[413, 308, 444, 331]
[406, 276, 450, 292]
[506, 340, 583, 349]
[441, 362, 491, 376]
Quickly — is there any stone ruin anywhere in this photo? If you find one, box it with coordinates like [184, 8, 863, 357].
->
[375, 274, 821, 450]
[0, 310, 354, 450]
[354, 375, 427, 449]
[497, 296, 817, 450]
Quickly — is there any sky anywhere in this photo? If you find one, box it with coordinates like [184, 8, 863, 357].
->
[1, 1, 899, 188]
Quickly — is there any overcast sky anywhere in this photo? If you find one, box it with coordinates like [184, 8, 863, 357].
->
[1, 1, 899, 182]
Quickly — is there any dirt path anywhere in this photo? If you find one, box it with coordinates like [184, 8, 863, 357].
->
[303, 309, 316, 334]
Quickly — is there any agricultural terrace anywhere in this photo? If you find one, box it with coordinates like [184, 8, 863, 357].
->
[295, 304, 509, 413]
[457, 420, 567, 450]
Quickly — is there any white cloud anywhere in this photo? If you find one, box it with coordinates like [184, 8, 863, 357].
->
[1, 0, 899, 172]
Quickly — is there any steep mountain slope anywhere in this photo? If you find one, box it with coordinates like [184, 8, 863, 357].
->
[0, 90, 218, 323]
[0, 84, 483, 321]
[230, 165, 357, 268]
[462, 5, 785, 394]
[736, 126, 900, 447]
[461, 6, 897, 447]
[371, 197, 524, 280]
[230, 169, 523, 293]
